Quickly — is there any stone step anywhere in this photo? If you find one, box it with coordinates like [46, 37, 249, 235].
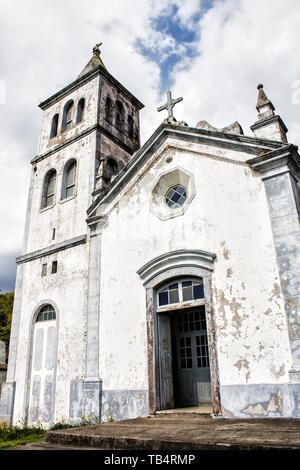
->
[40, 414, 300, 451]
[12, 441, 102, 451]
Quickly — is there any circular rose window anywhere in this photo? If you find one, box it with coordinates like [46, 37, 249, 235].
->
[165, 185, 187, 209]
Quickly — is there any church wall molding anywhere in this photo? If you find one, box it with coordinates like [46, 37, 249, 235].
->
[85, 224, 102, 382]
[137, 249, 216, 288]
[0, 263, 25, 422]
[39, 64, 144, 112]
[87, 123, 287, 218]
[69, 218, 104, 423]
[263, 172, 300, 368]
[16, 234, 87, 265]
[250, 114, 288, 134]
[246, 144, 300, 181]
[250, 143, 300, 414]
[32, 123, 134, 165]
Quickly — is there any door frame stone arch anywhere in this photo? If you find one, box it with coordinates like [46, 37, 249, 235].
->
[137, 249, 221, 415]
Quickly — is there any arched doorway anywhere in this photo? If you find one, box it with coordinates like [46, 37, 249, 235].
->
[27, 304, 58, 426]
[156, 278, 211, 409]
[137, 249, 221, 415]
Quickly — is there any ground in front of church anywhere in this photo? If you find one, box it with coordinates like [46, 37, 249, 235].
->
[10, 407, 300, 451]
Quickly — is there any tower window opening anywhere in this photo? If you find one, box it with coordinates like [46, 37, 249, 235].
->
[62, 100, 74, 131]
[50, 114, 59, 138]
[105, 96, 112, 123]
[106, 157, 119, 182]
[42, 169, 56, 209]
[115, 100, 124, 131]
[76, 98, 85, 124]
[61, 159, 77, 200]
[51, 261, 58, 274]
[128, 114, 134, 138]
[41, 264, 47, 277]
[65, 161, 76, 198]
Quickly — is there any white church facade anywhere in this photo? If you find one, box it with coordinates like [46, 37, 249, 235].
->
[1, 45, 300, 426]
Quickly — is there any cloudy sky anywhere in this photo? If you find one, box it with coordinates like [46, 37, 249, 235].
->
[0, 0, 300, 292]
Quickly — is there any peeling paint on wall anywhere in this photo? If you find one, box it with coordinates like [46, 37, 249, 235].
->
[242, 390, 283, 417]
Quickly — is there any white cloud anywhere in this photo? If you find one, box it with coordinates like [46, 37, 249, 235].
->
[0, 0, 164, 290]
[0, 0, 299, 291]
[170, 0, 300, 142]
[173, 0, 205, 29]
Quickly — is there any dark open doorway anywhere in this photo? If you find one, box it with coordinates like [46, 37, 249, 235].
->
[157, 306, 212, 410]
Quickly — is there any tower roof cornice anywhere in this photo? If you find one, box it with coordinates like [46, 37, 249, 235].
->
[38, 63, 144, 111]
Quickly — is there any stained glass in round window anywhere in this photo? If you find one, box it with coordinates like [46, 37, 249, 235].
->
[165, 185, 187, 209]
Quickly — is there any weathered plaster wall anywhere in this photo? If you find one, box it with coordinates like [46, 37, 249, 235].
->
[99, 78, 140, 153]
[25, 134, 95, 254]
[252, 120, 286, 143]
[11, 242, 89, 425]
[98, 138, 292, 399]
[100, 133, 133, 171]
[37, 75, 100, 156]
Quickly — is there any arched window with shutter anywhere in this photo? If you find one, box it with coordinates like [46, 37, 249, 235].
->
[61, 158, 77, 200]
[50, 114, 59, 138]
[41, 169, 56, 209]
[61, 100, 74, 131]
[76, 98, 85, 124]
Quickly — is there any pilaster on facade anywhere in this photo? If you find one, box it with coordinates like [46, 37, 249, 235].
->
[247, 146, 300, 415]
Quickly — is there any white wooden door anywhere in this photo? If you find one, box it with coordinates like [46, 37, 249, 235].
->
[28, 315, 57, 426]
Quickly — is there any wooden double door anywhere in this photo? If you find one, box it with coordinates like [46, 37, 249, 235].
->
[158, 306, 211, 409]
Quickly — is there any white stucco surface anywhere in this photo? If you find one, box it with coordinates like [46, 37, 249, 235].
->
[98, 139, 291, 392]
[4, 59, 298, 425]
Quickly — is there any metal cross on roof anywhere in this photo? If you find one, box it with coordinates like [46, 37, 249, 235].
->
[93, 42, 103, 54]
[157, 90, 183, 119]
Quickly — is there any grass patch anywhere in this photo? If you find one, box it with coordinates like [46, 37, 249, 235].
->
[0, 412, 113, 450]
[0, 432, 46, 450]
[0, 420, 46, 450]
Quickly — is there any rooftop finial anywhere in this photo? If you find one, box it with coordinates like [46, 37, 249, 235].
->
[251, 82, 288, 141]
[93, 42, 103, 55]
[157, 90, 183, 123]
[256, 83, 274, 111]
[78, 42, 106, 78]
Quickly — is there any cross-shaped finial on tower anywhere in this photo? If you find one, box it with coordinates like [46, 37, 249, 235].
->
[93, 42, 103, 55]
[157, 90, 183, 121]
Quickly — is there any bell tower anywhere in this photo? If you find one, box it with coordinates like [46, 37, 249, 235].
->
[78, 43, 144, 194]
[37, 43, 144, 202]
[0, 44, 144, 426]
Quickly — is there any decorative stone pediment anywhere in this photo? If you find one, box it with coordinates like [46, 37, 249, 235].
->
[196, 120, 244, 135]
[137, 249, 216, 288]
